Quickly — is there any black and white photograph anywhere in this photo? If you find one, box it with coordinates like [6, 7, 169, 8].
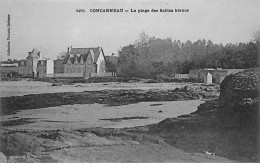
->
[0, 0, 259, 163]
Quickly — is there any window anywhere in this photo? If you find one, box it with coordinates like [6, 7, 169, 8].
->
[67, 69, 70, 73]
[80, 58, 84, 65]
[78, 69, 81, 73]
[21, 61, 24, 66]
[75, 59, 78, 65]
[87, 56, 92, 65]
[41, 61, 44, 65]
[21, 69, 24, 74]
[68, 59, 71, 65]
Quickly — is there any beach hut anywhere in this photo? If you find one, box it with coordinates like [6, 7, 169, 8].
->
[216, 73, 225, 84]
[204, 72, 212, 84]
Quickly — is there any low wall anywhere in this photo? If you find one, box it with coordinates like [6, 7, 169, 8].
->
[53, 73, 84, 78]
[189, 70, 199, 78]
[227, 69, 245, 75]
[90, 72, 114, 77]
[46, 74, 54, 78]
[173, 74, 189, 79]
[44, 72, 115, 79]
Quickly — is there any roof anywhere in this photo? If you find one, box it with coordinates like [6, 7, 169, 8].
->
[18, 60, 28, 66]
[105, 56, 118, 64]
[0, 63, 18, 67]
[28, 49, 41, 59]
[63, 47, 103, 64]
[18, 59, 27, 62]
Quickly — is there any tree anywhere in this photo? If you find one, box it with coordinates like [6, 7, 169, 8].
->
[253, 31, 260, 42]
[57, 51, 67, 59]
[117, 31, 258, 78]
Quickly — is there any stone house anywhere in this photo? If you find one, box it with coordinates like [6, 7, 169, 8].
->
[63, 46, 107, 77]
[17, 59, 28, 76]
[36, 59, 54, 78]
[18, 49, 42, 77]
[54, 59, 64, 73]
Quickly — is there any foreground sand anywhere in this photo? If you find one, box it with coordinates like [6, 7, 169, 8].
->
[1, 100, 204, 130]
[0, 80, 235, 163]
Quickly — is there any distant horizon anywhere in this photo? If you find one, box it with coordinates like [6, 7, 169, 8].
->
[1, 0, 260, 61]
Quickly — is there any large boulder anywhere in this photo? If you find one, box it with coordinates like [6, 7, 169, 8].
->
[0, 152, 7, 163]
[219, 68, 260, 125]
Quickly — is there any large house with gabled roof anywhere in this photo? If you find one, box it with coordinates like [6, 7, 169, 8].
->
[63, 46, 107, 77]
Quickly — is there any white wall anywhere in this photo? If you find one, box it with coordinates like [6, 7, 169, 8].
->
[96, 52, 106, 73]
[46, 60, 54, 74]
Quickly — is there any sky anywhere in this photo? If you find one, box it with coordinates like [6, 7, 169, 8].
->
[0, 0, 260, 60]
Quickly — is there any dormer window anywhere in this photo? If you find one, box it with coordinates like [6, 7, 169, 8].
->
[87, 55, 92, 65]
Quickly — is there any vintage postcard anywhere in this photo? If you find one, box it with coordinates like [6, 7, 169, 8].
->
[0, 0, 259, 163]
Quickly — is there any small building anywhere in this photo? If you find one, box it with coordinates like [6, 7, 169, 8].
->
[204, 72, 212, 84]
[215, 73, 225, 84]
[36, 59, 54, 78]
[0, 63, 19, 77]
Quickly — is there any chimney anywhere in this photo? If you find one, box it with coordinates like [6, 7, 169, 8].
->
[39, 52, 42, 59]
[67, 46, 72, 54]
